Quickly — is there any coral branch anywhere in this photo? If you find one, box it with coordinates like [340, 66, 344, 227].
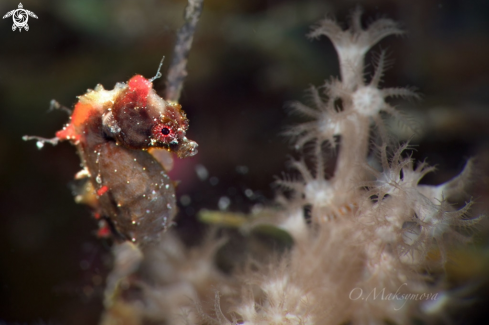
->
[164, 0, 204, 102]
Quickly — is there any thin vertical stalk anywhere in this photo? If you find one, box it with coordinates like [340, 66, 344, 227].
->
[164, 0, 205, 102]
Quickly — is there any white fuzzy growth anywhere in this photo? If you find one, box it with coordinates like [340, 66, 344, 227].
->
[103, 9, 483, 325]
[79, 82, 127, 111]
[260, 276, 313, 324]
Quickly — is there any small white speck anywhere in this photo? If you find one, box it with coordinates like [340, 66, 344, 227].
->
[165, 184, 169, 189]
[218, 196, 231, 211]
[245, 189, 254, 198]
[96, 175, 102, 184]
[36, 141, 44, 149]
[132, 220, 136, 225]
[195, 164, 209, 181]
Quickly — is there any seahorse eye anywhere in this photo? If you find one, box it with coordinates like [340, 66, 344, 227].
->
[161, 127, 170, 135]
[152, 123, 177, 145]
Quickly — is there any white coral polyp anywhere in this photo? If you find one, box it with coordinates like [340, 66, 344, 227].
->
[352, 86, 384, 117]
[304, 179, 334, 207]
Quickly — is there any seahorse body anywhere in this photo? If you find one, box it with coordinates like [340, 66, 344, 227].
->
[55, 75, 197, 245]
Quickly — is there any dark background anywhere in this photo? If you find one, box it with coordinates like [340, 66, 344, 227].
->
[1, 0, 488, 324]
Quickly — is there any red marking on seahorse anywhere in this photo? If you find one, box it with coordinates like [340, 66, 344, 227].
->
[97, 222, 111, 238]
[72, 102, 96, 127]
[117, 75, 153, 108]
[96, 185, 109, 196]
[55, 102, 96, 142]
[55, 123, 79, 142]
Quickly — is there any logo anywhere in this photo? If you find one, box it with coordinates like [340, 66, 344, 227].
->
[3, 3, 38, 32]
